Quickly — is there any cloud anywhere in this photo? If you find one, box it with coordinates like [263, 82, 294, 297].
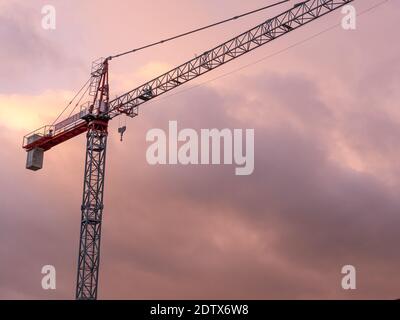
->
[96, 70, 400, 299]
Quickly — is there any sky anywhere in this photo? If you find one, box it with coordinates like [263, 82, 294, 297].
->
[0, 0, 400, 299]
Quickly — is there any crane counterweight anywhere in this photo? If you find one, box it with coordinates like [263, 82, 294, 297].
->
[26, 147, 44, 171]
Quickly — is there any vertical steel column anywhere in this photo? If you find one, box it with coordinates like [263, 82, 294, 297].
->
[76, 119, 108, 300]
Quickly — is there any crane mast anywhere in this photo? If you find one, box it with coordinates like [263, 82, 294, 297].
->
[76, 60, 110, 299]
[22, 0, 354, 300]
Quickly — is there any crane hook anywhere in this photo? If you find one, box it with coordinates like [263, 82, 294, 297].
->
[118, 125, 127, 142]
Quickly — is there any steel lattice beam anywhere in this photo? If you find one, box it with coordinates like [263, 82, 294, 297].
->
[107, 0, 353, 119]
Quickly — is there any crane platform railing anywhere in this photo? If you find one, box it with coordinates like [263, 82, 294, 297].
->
[22, 106, 90, 151]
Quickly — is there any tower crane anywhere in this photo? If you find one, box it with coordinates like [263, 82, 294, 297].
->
[22, 0, 354, 299]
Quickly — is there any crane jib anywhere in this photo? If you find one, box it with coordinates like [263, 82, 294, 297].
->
[21, 0, 360, 300]
[107, 0, 354, 119]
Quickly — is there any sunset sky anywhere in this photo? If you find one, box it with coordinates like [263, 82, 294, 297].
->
[1, 0, 400, 299]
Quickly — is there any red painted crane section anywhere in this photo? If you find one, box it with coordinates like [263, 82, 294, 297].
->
[22, 110, 89, 151]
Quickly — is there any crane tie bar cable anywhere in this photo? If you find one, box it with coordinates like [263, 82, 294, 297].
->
[108, 0, 289, 60]
[51, 77, 91, 126]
